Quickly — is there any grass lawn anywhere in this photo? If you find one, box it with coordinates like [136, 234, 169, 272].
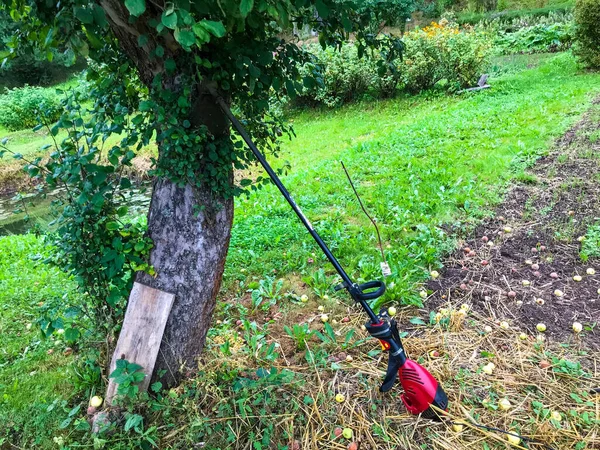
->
[1, 52, 600, 448]
[226, 53, 600, 306]
[0, 235, 84, 447]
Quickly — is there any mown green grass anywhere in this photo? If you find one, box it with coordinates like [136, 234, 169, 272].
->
[0, 235, 81, 447]
[225, 52, 600, 306]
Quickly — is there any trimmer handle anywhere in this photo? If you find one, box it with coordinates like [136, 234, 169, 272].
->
[334, 279, 386, 301]
[356, 280, 386, 300]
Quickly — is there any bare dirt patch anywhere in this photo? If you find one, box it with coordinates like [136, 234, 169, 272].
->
[428, 100, 600, 348]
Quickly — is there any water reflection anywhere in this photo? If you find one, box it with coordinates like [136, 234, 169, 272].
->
[0, 186, 152, 236]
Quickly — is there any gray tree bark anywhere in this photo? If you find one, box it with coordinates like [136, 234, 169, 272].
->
[136, 179, 233, 386]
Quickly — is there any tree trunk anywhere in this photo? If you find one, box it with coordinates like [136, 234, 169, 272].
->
[136, 178, 233, 386]
[99, 0, 235, 386]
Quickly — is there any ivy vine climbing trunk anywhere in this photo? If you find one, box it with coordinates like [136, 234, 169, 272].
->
[100, 0, 235, 386]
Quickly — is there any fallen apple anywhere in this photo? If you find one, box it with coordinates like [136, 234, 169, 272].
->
[498, 398, 511, 410]
[507, 434, 521, 445]
[452, 423, 464, 433]
[90, 395, 103, 408]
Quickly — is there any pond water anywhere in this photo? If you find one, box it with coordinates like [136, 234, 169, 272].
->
[0, 187, 152, 236]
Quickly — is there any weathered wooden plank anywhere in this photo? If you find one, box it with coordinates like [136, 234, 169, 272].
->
[105, 282, 175, 404]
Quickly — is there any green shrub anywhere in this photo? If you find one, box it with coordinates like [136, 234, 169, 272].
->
[296, 43, 400, 107]
[493, 22, 574, 54]
[478, 9, 572, 32]
[457, 3, 573, 25]
[296, 22, 491, 106]
[0, 86, 62, 131]
[573, 0, 600, 68]
[399, 20, 492, 92]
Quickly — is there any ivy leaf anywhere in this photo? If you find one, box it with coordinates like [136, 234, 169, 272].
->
[174, 28, 195, 47]
[125, 0, 146, 17]
[192, 22, 210, 43]
[199, 20, 226, 38]
[161, 10, 178, 30]
[240, 0, 254, 18]
[74, 7, 94, 24]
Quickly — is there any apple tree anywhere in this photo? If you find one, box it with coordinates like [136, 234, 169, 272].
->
[0, 0, 408, 385]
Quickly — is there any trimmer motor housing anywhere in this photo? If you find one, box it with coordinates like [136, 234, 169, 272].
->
[365, 313, 448, 420]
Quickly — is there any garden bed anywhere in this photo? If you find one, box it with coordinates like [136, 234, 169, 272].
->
[428, 99, 600, 348]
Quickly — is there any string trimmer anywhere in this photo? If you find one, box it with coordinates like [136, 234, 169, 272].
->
[211, 92, 448, 420]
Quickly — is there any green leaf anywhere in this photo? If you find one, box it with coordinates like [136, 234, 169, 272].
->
[240, 0, 254, 18]
[65, 328, 80, 342]
[200, 20, 226, 38]
[106, 221, 121, 231]
[409, 317, 426, 325]
[124, 414, 143, 432]
[192, 22, 210, 43]
[68, 405, 81, 417]
[74, 7, 94, 24]
[174, 28, 195, 47]
[127, 362, 143, 372]
[139, 101, 153, 111]
[161, 10, 178, 30]
[151, 381, 162, 393]
[165, 59, 176, 72]
[125, 0, 146, 17]
[315, 0, 330, 19]
[116, 359, 128, 369]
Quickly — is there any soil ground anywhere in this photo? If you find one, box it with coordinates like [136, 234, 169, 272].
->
[428, 98, 600, 349]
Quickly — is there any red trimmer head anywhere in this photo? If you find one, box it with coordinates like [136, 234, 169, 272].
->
[366, 314, 448, 420]
[398, 359, 448, 419]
